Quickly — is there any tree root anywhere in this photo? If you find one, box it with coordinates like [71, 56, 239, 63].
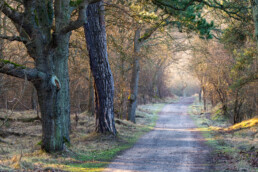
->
[115, 119, 130, 126]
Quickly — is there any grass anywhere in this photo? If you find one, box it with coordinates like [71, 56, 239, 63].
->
[189, 98, 258, 171]
[0, 100, 170, 171]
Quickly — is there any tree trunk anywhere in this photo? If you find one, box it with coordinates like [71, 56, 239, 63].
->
[0, 0, 94, 153]
[34, 33, 71, 152]
[31, 86, 37, 110]
[53, 34, 71, 141]
[202, 86, 207, 111]
[252, 0, 258, 49]
[84, 1, 116, 135]
[251, 1, 258, 119]
[127, 29, 141, 123]
[199, 87, 202, 103]
[88, 71, 95, 116]
[36, 81, 64, 152]
[233, 90, 243, 124]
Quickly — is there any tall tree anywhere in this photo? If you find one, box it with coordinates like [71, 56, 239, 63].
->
[0, 0, 99, 152]
[252, 0, 258, 48]
[84, 1, 117, 134]
[127, 29, 141, 123]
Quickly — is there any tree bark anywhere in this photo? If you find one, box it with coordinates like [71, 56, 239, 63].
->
[202, 86, 207, 111]
[252, 0, 258, 49]
[31, 86, 37, 110]
[199, 87, 202, 103]
[33, 33, 71, 152]
[88, 71, 95, 116]
[0, 0, 78, 152]
[84, 1, 116, 134]
[127, 29, 141, 123]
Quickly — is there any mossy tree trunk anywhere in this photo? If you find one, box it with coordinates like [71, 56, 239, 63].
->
[0, 0, 98, 152]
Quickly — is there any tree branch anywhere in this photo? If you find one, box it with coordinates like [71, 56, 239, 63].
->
[104, 2, 134, 18]
[0, 35, 28, 43]
[153, 0, 249, 21]
[139, 16, 171, 43]
[152, 0, 196, 11]
[0, 60, 46, 82]
[0, 1, 32, 35]
[61, 0, 101, 34]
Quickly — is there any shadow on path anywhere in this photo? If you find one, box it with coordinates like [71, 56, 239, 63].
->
[104, 97, 214, 172]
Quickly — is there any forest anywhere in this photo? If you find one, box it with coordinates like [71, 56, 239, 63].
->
[0, 0, 257, 171]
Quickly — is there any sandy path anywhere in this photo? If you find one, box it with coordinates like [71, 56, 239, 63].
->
[104, 97, 213, 172]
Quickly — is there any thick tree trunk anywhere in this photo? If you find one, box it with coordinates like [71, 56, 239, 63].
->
[84, 1, 116, 134]
[34, 36, 71, 152]
[52, 34, 71, 142]
[31, 1, 71, 152]
[0, 0, 93, 153]
[36, 81, 64, 152]
[127, 29, 141, 123]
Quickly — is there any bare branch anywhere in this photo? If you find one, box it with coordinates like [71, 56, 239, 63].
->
[104, 2, 134, 18]
[0, 1, 32, 35]
[0, 35, 28, 43]
[61, 0, 101, 34]
[61, 1, 88, 33]
[139, 16, 171, 43]
[0, 60, 46, 82]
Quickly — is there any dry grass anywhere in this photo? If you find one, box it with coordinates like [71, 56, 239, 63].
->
[0, 101, 167, 171]
[190, 100, 258, 172]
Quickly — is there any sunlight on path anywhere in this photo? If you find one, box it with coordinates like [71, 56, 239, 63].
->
[103, 97, 213, 172]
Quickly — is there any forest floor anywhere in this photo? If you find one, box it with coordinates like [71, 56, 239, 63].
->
[0, 98, 172, 171]
[0, 97, 257, 172]
[103, 97, 214, 172]
[190, 100, 258, 172]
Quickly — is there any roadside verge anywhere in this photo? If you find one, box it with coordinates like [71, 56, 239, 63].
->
[189, 99, 258, 172]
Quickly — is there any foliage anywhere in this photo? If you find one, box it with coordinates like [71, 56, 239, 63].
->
[150, 0, 215, 39]
[190, 16, 257, 123]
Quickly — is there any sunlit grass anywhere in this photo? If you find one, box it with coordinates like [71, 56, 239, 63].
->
[0, 99, 170, 171]
[189, 98, 258, 171]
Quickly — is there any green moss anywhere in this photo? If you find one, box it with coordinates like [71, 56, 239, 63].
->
[0, 59, 26, 69]
[69, 0, 83, 7]
[37, 140, 42, 146]
[34, 9, 39, 26]
[63, 136, 71, 147]
[4, 2, 15, 11]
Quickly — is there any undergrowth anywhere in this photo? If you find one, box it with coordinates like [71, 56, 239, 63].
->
[189, 98, 258, 172]
[0, 100, 169, 171]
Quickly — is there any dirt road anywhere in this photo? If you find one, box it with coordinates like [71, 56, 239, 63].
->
[104, 97, 213, 172]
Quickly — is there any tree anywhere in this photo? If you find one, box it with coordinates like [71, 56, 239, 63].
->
[126, 2, 172, 123]
[0, 0, 99, 152]
[84, 1, 117, 134]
